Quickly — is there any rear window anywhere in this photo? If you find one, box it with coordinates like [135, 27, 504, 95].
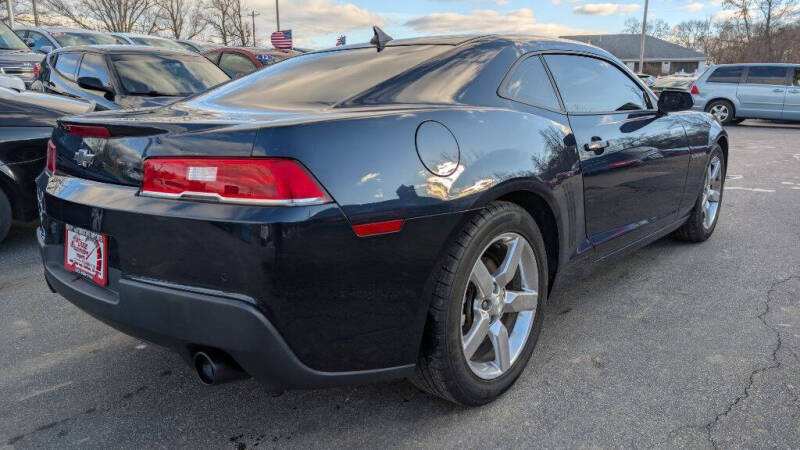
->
[745, 66, 788, 85]
[50, 31, 118, 46]
[189, 45, 453, 110]
[707, 66, 743, 83]
[111, 53, 230, 96]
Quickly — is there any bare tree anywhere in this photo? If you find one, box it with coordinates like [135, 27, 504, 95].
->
[622, 16, 670, 39]
[718, 0, 799, 61]
[670, 19, 714, 54]
[41, 0, 157, 32]
[155, 0, 207, 39]
[206, 0, 249, 45]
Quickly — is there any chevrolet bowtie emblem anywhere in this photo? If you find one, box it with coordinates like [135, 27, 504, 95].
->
[74, 148, 96, 168]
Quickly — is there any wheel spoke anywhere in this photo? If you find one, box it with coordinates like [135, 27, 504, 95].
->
[708, 189, 721, 202]
[503, 289, 538, 313]
[470, 259, 494, 298]
[489, 321, 511, 372]
[494, 237, 524, 287]
[710, 160, 721, 181]
[462, 310, 491, 359]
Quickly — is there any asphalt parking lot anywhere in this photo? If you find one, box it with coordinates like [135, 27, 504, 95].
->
[1, 121, 798, 449]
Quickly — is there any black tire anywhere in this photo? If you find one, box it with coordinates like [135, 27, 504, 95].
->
[0, 188, 11, 244]
[673, 144, 725, 242]
[411, 201, 548, 406]
[706, 99, 735, 125]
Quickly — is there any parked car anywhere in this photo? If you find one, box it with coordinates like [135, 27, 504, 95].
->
[691, 63, 800, 124]
[175, 39, 221, 53]
[108, 32, 187, 51]
[14, 27, 119, 54]
[0, 21, 43, 87]
[636, 73, 655, 87]
[202, 47, 299, 78]
[652, 75, 696, 97]
[0, 87, 92, 243]
[32, 45, 230, 110]
[39, 34, 727, 406]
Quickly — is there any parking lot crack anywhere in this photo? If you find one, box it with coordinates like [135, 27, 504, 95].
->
[703, 275, 799, 449]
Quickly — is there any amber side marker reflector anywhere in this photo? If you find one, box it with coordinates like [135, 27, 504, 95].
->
[352, 219, 404, 237]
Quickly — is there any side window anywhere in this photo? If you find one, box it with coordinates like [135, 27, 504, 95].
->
[26, 31, 50, 52]
[793, 68, 800, 87]
[54, 52, 81, 81]
[543, 54, 651, 113]
[77, 53, 110, 86]
[218, 52, 257, 78]
[745, 66, 788, 85]
[500, 55, 561, 110]
[204, 52, 220, 64]
[707, 66, 744, 83]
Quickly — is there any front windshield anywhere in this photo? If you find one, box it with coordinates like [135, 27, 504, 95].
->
[111, 53, 230, 96]
[51, 31, 119, 46]
[131, 37, 186, 51]
[0, 22, 29, 51]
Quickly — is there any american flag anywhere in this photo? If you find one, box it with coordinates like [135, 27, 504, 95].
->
[271, 30, 293, 50]
[336, 35, 346, 46]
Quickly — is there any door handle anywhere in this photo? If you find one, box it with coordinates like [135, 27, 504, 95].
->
[790, 90, 800, 94]
[773, 88, 786, 93]
[584, 137, 609, 155]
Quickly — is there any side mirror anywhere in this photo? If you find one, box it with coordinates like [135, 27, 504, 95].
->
[23, 38, 35, 48]
[38, 45, 53, 55]
[658, 90, 693, 113]
[78, 76, 112, 93]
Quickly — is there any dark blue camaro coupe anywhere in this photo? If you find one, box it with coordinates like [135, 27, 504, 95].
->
[38, 33, 727, 405]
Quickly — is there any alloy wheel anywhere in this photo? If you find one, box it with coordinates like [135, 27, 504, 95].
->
[710, 104, 729, 123]
[461, 232, 538, 380]
[702, 155, 723, 230]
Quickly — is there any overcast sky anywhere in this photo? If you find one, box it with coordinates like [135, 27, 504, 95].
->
[251, 0, 727, 48]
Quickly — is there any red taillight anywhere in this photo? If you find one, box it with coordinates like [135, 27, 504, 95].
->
[33, 62, 40, 78]
[65, 124, 111, 138]
[352, 219, 404, 237]
[690, 85, 699, 95]
[46, 139, 56, 173]
[141, 158, 330, 206]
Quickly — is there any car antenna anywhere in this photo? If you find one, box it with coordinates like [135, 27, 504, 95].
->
[370, 26, 393, 52]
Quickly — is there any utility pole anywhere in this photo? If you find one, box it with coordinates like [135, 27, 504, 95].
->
[638, 0, 649, 74]
[275, 0, 280, 31]
[250, 10, 260, 47]
[5, 0, 14, 29]
[32, 0, 39, 26]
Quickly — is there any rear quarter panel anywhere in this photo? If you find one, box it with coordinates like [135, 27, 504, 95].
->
[252, 104, 585, 273]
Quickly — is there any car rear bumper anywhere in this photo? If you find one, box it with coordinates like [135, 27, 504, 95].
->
[38, 171, 465, 386]
[39, 229, 414, 391]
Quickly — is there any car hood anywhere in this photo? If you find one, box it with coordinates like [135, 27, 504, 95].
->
[0, 50, 44, 65]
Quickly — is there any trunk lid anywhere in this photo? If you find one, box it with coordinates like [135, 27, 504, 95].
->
[53, 104, 266, 186]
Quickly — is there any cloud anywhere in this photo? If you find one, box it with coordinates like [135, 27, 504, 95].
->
[552, 0, 581, 5]
[251, 0, 385, 47]
[572, 3, 641, 15]
[404, 8, 593, 36]
[681, 2, 706, 11]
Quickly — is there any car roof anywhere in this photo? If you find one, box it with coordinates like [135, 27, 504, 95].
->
[16, 26, 111, 35]
[206, 47, 299, 56]
[110, 32, 171, 40]
[711, 63, 800, 68]
[52, 44, 197, 56]
[314, 34, 611, 56]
